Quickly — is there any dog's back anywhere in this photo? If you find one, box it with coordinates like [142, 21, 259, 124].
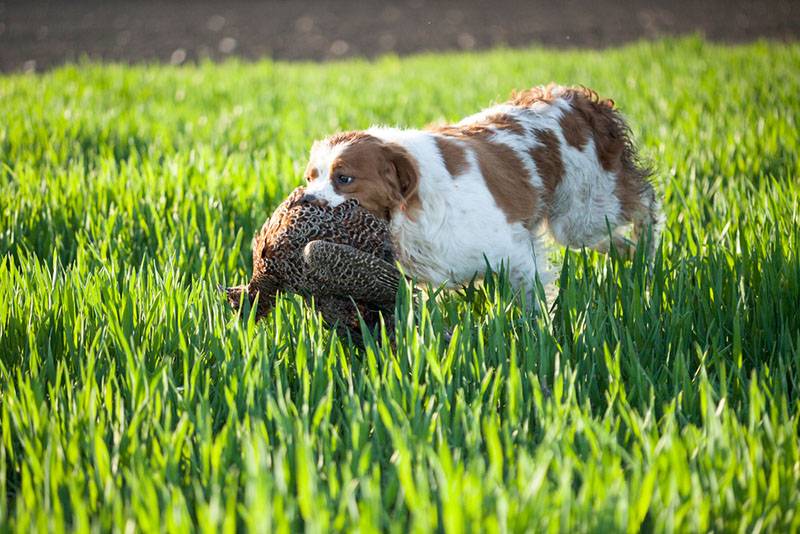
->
[443, 85, 661, 258]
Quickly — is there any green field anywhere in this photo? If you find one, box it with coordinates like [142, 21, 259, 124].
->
[1, 38, 799, 532]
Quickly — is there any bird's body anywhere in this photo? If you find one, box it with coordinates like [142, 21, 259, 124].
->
[227, 187, 399, 338]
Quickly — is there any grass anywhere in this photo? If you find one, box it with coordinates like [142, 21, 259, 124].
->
[1, 37, 799, 532]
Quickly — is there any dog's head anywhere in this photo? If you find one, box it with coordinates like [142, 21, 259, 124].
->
[301, 132, 419, 220]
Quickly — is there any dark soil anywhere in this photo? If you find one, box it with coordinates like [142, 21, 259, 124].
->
[1, 0, 798, 72]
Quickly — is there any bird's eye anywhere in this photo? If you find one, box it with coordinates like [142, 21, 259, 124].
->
[337, 175, 355, 185]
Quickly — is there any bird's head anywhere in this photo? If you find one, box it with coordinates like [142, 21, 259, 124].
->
[222, 275, 277, 320]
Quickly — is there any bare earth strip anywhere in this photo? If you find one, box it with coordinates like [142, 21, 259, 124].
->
[1, 0, 798, 72]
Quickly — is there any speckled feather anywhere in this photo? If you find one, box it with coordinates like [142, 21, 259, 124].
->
[228, 187, 399, 338]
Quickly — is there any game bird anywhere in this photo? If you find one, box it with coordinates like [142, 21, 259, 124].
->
[225, 187, 400, 340]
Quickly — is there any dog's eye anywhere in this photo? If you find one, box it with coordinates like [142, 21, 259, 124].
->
[337, 175, 355, 185]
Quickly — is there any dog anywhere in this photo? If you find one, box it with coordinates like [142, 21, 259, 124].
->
[300, 84, 662, 300]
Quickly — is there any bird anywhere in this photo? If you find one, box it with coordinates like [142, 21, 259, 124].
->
[225, 186, 400, 341]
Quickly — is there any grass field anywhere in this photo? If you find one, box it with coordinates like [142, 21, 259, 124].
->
[1, 37, 799, 532]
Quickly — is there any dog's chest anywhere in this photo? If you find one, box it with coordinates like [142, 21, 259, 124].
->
[388, 206, 501, 286]
[387, 146, 548, 286]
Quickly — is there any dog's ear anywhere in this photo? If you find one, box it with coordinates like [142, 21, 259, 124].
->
[382, 143, 419, 213]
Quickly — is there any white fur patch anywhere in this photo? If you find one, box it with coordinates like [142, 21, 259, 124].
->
[304, 141, 348, 206]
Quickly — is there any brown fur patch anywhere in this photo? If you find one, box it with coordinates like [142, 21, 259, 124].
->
[435, 136, 468, 177]
[429, 123, 492, 138]
[507, 84, 561, 107]
[468, 135, 537, 223]
[305, 166, 319, 180]
[427, 112, 525, 138]
[558, 108, 590, 149]
[509, 84, 615, 111]
[331, 136, 420, 219]
[327, 131, 374, 146]
[529, 129, 564, 205]
[560, 88, 621, 169]
[427, 123, 536, 223]
[486, 113, 526, 135]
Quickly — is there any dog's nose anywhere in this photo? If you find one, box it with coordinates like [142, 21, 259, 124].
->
[299, 194, 328, 207]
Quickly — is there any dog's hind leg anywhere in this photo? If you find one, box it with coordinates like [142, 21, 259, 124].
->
[508, 232, 556, 311]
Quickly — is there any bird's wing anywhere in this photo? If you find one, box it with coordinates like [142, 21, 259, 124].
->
[303, 240, 400, 305]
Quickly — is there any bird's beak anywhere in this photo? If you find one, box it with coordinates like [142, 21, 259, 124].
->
[224, 285, 248, 310]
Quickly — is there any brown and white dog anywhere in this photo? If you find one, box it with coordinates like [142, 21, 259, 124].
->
[301, 84, 662, 300]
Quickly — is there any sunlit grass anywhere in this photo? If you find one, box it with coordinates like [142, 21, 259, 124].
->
[1, 37, 799, 531]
